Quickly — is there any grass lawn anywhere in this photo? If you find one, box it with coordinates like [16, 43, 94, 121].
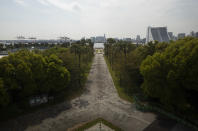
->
[70, 118, 122, 131]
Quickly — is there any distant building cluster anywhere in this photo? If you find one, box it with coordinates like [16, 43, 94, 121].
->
[0, 36, 75, 45]
[177, 33, 186, 39]
[103, 26, 198, 45]
[189, 31, 198, 38]
[1, 28, 198, 46]
[103, 36, 146, 44]
[146, 26, 198, 43]
[91, 34, 106, 43]
[122, 36, 146, 44]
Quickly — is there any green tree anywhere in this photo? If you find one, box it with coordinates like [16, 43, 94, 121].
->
[0, 78, 9, 107]
[107, 38, 116, 44]
[46, 54, 70, 94]
[140, 37, 198, 112]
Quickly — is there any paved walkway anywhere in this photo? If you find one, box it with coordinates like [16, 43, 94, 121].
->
[0, 54, 193, 131]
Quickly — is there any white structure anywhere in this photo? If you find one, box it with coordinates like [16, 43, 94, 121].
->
[94, 43, 104, 49]
[146, 26, 170, 43]
[0, 55, 6, 59]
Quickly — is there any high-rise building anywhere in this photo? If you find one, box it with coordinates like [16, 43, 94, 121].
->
[136, 35, 141, 43]
[146, 26, 170, 43]
[168, 32, 173, 40]
[90, 37, 95, 43]
[190, 31, 195, 37]
[196, 32, 198, 38]
[95, 36, 106, 43]
[142, 38, 146, 44]
[178, 33, 186, 39]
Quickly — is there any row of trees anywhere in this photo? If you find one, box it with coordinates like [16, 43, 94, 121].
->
[105, 41, 136, 94]
[0, 50, 70, 107]
[105, 37, 198, 123]
[104, 40, 167, 94]
[0, 42, 71, 51]
[0, 39, 94, 52]
[141, 38, 198, 117]
[0, 42, 94, 111]
[42, 42, 94, 92]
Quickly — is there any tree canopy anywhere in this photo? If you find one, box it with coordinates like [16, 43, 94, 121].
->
[105, 37, 198, 123]
[0, 41, 94, 110]
[140, 38, 198, 112]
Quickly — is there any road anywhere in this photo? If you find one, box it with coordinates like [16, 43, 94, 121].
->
[0, 54, 193, 131]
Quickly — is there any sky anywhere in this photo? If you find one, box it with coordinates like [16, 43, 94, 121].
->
[0, 0, 198, 40]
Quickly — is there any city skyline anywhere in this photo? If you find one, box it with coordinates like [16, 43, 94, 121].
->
[0, 0, 198, 40]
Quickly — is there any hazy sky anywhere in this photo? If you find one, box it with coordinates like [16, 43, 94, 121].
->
[0, 0, 198, 40]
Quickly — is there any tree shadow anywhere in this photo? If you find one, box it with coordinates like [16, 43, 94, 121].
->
[143, 115, 194, 131]
[0, 101, 72, 131]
